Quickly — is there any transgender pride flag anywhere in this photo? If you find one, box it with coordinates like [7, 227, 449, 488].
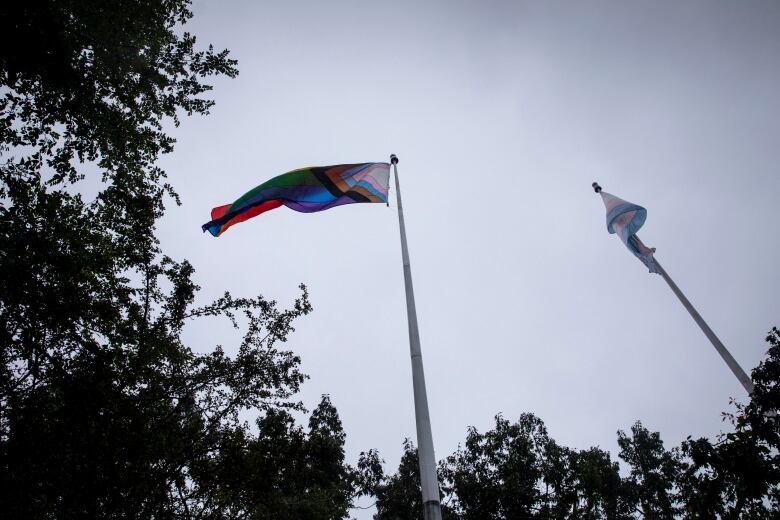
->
[598, 190, 658, 273]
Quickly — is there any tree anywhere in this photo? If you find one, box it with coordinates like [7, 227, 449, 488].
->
[572, 447, 629, 520]
[678, 328, 780, 518]
[441, 413, 548, 520]
[193, 396, 360, 520]
[616, 422, 680, 519]
[377, 415, 632, 520]
[300, 395, 357, 519]
[438, 414, 632, 520]
[374, 329, 780, 519]
[538, 438, 578, 519]
[0, 0, 237, 187]
[373, 440, 427, 520]
[0, 2, 366, 518]
[365, 439, 457, 520]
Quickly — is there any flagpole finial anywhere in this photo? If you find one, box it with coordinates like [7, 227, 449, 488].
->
[390, 154, 399, 165]
[592, 182, 602, 193]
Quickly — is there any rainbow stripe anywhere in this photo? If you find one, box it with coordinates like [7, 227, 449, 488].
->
[202, 162, 390, 236]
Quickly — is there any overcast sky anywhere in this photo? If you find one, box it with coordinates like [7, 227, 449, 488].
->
[156, 1, 779, 516]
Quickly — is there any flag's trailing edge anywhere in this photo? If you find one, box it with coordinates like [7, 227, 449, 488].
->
[202, 162, 391, 236]
[600, 191, 658, 273]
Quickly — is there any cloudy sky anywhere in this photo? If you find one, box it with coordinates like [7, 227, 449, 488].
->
[156, 0, 779, 515]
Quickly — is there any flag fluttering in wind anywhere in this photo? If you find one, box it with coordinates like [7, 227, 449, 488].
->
[592, 182, 754, 394]
[598, 189, 658, 273]
[202, 162, 390, 236]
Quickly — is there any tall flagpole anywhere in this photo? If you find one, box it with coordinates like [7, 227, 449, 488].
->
[652, 257, 754, 394]
[591, 182, 753, 395]
[391, 154, 443, 520]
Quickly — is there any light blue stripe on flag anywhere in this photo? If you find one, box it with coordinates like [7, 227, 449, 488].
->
[600, 192, 658, 273]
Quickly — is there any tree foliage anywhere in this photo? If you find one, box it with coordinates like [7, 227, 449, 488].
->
[617, 422, 680, 519]
[0, 2, 368, 519]
[0, 0, 237, 187]
[441, 413, 547, 519]
[374, 329, 780, 519]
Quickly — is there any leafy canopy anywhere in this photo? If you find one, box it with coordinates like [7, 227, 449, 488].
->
[0, 2, 370, 519]
[373, 329, 780, 520]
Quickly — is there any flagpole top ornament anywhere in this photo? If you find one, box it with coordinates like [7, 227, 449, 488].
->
[592, 182, 602, 193]
[390, 154, 399, 165]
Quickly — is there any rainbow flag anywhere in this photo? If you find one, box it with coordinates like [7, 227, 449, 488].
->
[202, 162, 391, 236]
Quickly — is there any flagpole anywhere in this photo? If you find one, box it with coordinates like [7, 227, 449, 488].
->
[592, 182, 753, 394]
[391, 154, 443, 520]
[652, 257, 754, 394]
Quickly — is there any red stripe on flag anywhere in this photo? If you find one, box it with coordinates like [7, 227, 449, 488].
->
[210, 204, 231, 220]
[218, 200, 284, 235]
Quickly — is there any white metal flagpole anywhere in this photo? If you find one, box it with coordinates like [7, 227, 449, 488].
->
[591, 181, 754, 395]
[653, 257, 755, 394]
[390, 154, 443, 520]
